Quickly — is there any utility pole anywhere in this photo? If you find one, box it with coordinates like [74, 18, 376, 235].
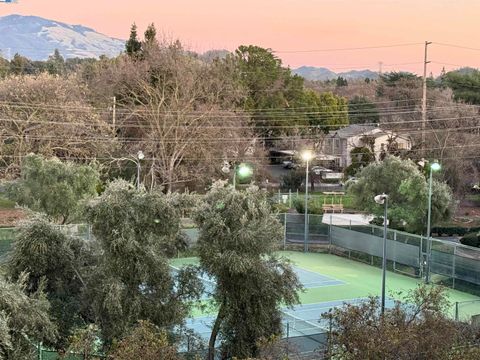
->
[378, 61, 383, 75]
[422, 41, 432, 154]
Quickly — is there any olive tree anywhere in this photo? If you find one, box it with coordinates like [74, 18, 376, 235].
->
[194, 182, 302, 360]
[7, 217, 92, 350]
[348, 156, 454, 233]
[84, 179, 202, 345]
[0, 274, 57, 359]
[7, 154, 100, 224]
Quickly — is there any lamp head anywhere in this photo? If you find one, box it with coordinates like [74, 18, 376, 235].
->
[431, 161, 441, 172]
[301, 150, 314, 162]
[137, 151, 145, 160]
[237, 163, 253, 179]
[374, 194, 388, 205]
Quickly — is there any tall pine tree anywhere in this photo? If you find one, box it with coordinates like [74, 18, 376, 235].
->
[125, 23, 142, 57]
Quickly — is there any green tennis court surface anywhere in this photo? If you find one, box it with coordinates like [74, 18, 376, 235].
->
[171, 250, 480, 320]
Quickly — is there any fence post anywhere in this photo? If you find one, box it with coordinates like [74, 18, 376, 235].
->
[328, 214, 333, 253]
[327, 316, 333, 359]
[349, 220, 352, 230]
[419, 236, 424, 279]
[286, 322, 290, 358]
[278, 189, 281, 204]
[452, 245, 456, 289]
[283, 213, 287, 250]
[455, 301, 459, 321]
[393, 231, 397, 272]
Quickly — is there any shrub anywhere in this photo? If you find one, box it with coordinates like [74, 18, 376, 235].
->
[460, 232, 480, 248]
[431, 226, 474, 236]
[293, 198, 323, 215]
[280, 170, 304, 191]
[271, 203, 290, 213]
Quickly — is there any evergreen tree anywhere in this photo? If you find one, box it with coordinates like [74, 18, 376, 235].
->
[336, 76, 348, 87]
[125, 23, 142, 57]
[144, 23, 158, 47]
[348, 95, 379, 124]
[46, 49, 66, 75]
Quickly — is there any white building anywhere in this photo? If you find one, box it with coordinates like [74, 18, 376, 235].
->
[323, 125, 412, 168]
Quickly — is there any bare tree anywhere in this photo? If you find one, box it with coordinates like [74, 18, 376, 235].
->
[0, 74, 116, 178]
[109, 42, 263, 192]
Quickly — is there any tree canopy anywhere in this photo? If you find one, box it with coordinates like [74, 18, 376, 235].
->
[7, 217, 92, 349]
[84, 179, 202, 344]
[325, 285, 480, 360]
[194, 182, 302, 359]
[442, 68, 480, 104]
[348, 95, 379, 124]
[233, 45, 348, 139]
[0, 274, 57, 359]
[348, 156, 453, 233]
[7, 154, 100, 224]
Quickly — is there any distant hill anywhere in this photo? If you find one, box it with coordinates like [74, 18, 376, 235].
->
[0, 14, 124, 60]
[292, 66, 379, 81]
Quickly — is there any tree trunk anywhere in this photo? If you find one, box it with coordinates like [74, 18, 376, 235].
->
[208, 301, 226, 360]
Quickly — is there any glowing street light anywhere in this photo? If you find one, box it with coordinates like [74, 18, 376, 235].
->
[301, 150, 314, 252]
[374, 193, 389, 315]
[136, 151, 144, 190]
[425, 160, 441, 283]
[228, 163, 253, 189]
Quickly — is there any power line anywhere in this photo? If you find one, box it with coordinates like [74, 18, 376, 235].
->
[0, 122, 478, 144]
[1, 142, 480, 162]
[272, 43, 423, 54]
[0, 113, 478, 130]
[433, 42, 480, 52]
[0, 98, 424, 113]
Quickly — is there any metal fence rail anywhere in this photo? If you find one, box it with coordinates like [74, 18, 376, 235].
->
[277, 213, 480, 291]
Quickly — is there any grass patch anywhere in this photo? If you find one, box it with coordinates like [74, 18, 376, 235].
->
[0, 197, 15, 209]
[466, 193, 480, 206]
[294, 194, 356, 210]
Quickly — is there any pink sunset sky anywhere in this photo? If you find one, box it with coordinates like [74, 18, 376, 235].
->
[1, 0, 479, 74]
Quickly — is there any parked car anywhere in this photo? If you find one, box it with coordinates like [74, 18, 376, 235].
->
[341, 177, 358, 187]
[311, 166, 333, 175]
[282, 160, 298, 169]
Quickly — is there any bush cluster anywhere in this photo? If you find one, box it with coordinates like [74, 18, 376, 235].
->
[431, 226, 480, 237]
[460, 232, 480, 248]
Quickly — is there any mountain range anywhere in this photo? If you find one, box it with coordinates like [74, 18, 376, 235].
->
[1, 15, 381, 80]
[0, 14, 124, 60]
[291, 66, 379, 81]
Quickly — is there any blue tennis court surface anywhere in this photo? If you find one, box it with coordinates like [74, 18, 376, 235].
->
[186, 297, 396, 341]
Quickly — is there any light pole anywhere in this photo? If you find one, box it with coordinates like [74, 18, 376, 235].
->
[223, 162, 252, 189]
[425, 161, 441, 284]
[374, 193, 388, 315]
[302, 150, 314, 253]
[136, 151, 145, 190]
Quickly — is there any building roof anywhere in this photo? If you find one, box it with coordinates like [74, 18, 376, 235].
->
[327, 124, 379, 138]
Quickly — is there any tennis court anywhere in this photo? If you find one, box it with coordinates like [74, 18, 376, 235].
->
[173, 250, 480, 352]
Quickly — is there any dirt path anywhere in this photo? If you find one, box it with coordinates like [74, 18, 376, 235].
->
[0, 209, 25, 227]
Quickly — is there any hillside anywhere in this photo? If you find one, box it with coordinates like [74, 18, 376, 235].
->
[0, 14, 124, 60]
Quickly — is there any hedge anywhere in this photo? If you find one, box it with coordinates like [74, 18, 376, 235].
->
[460, 232, 480, 248]
[431, 226, 480, 237]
